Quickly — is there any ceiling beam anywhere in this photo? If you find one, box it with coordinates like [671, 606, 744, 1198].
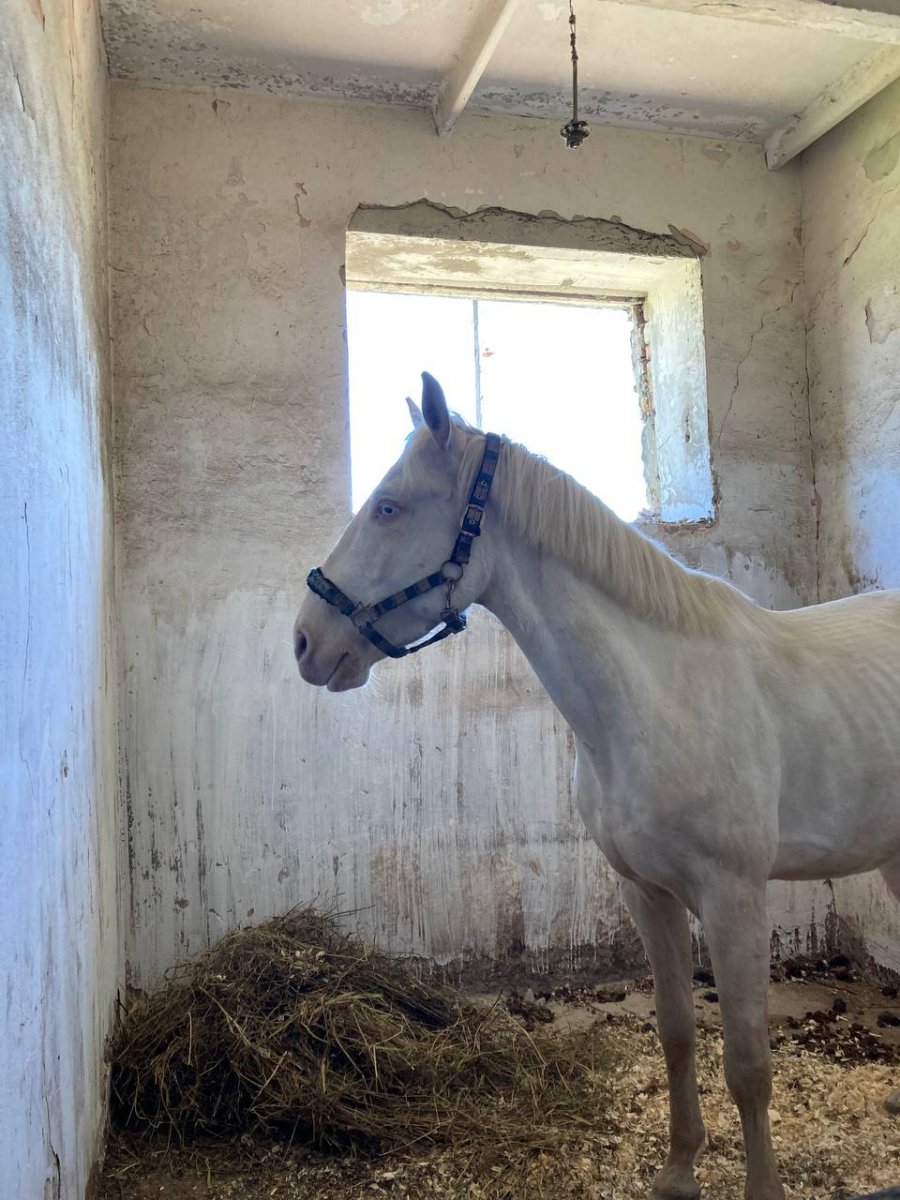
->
[602, 0, 900, 45]
[432, 0, 522, 137]
[766, 43, 900, 167]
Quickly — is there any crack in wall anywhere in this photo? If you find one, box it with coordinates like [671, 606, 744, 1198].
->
[716, 311, 765, 448]
[43, 1092, 61, 1200]
[842, 177, 900, 269]
[796, 161, 821, 606]
[716, 281, 802, 449]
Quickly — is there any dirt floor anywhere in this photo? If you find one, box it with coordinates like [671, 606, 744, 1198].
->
[99, 963, 900, 1200]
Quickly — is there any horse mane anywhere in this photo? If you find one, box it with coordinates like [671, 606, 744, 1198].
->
[458, 428, 765, 637]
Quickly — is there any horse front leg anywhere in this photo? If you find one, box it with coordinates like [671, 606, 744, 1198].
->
[701, 877, 785, 1200]
[623, 879, 706, 1200]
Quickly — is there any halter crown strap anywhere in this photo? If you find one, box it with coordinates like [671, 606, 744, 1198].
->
[306, 432, 501, 659]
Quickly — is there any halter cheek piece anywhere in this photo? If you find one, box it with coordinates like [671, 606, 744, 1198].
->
[307, 433, 501, 659]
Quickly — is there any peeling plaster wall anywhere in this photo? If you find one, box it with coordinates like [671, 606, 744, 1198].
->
[801, 78, 900, 972]
[109, 83, 823, 989]
[1, 0, 120, 1197]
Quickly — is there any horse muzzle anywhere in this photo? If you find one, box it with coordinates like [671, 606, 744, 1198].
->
[293, 612, 374, 691]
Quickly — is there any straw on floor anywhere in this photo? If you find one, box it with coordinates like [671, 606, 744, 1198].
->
[110, 907, 612, 1156]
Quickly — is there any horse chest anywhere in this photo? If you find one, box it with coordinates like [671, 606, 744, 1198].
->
[573, 743, 685, 881]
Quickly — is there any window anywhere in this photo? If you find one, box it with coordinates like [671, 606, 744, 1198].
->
[346, 290, 651, 522]
[345, 203, 715, 525]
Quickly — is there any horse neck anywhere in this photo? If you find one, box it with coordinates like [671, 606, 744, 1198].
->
[467, 434, 738, 640]
[478, 523, 665, 751]
[462, 434, 759, 743]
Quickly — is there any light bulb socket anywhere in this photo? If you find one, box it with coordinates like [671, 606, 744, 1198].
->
[561, 119, 590, 149]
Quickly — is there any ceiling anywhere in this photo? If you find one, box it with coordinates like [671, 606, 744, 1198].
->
[100, 0, 900, 166]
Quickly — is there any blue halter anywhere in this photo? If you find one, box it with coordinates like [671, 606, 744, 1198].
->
[306, 432, 501, 659]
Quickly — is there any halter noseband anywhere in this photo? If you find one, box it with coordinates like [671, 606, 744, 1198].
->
[306, 432, 501, 659]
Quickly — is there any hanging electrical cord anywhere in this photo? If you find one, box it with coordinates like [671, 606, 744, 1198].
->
[561, 0, 589, 148]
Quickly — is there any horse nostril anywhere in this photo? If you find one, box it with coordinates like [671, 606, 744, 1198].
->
[294, 629, 308, 662]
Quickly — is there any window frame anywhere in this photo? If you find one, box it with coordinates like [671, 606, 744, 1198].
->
[346, 204, 715, 526]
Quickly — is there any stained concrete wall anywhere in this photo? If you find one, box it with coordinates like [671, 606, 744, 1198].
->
[1, 1, 119, 1197]
[107, 81, 834, 990]
[801, 77, 900, 972]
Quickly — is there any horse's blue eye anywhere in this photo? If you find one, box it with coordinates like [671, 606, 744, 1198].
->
[376, 500, 400, 519]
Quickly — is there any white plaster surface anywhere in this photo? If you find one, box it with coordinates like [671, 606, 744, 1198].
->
[1, 0, 120, 1197]
[801, 77, 900, 972]
[108, 84, 826, 989]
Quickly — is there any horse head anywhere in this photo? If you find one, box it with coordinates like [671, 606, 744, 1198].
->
[293, 373, 496, 691]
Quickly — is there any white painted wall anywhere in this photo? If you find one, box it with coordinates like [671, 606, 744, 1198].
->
[801, 77, 900, 971]
[0, 2, 120, 1197]
[109, 83, 833, 990]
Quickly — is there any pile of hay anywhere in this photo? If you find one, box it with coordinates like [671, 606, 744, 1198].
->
[111, 908, 611, 1156]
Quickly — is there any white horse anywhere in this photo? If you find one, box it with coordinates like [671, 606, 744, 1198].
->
[294, 373, 900, 1200]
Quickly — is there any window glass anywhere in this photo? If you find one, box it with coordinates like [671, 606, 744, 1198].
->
[477, 300, 646, 521]
[346, 290, 648, 521]
[346, 291, 477, 506]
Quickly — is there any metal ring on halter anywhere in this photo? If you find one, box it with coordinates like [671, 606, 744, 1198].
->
[441, 561, 464, 582]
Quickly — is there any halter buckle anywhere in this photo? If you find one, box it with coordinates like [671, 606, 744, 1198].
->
[461, 505, 485, 535]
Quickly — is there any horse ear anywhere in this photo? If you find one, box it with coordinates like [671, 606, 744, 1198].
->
[406, 396, 424, 430]
[421, 372, 451, 450]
